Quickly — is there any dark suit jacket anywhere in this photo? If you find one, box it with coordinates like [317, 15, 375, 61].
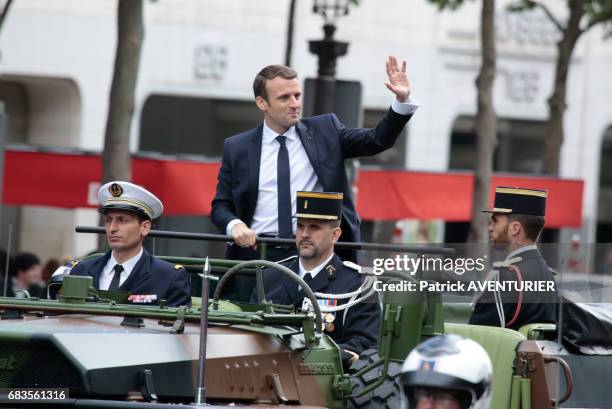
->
[470, 248, 557, 330]
[251, 254, 380, 362]
[211, 109, 413, 254]
[71, 249, 191, 307]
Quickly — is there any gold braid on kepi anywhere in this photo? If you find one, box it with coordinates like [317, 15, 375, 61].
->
[97, 181, 164, 220]
[294, 191, 343, 220]
[482, 186, 547, 217]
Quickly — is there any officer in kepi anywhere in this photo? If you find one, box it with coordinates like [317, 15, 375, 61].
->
[470, 186, 558, 329]
[400, 334, 493, 409]
[68, 181, 191, 307]
[252, 191, 381, 366]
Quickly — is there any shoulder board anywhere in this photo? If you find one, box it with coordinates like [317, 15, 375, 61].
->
[174, 264, 184, 270]
[70, 260, 79, 267]
[343, 261, 362, 272]
[276, 255, 298, 264]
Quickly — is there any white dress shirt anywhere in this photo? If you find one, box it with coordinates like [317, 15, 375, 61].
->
[99, 248, 143, 290]
[298, 252, 335, 283]
[250, 122, 324, 235]
[226, 97, 420, 236]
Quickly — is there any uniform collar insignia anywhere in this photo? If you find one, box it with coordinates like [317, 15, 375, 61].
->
[325, 264, 336, 279]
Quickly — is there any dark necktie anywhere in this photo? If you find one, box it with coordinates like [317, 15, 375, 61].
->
[276, 135, 293, 238]
[108, 264, 124, 291]
[303, 272, 313, 285]
[299, 272, 313, 293]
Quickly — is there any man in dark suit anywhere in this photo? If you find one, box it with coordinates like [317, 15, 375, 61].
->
[252, 191, 380, 366]
[470, 186, 557, 330]
[71, 181, 191, 307]
[211, 55, 419, 262]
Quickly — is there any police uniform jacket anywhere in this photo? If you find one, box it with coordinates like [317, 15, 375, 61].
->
[469, 247, 557, 330]
[71, 249, 191, 307]
[251, 253, 380, 362]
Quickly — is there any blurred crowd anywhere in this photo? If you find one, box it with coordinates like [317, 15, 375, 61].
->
[0, 250, 61, 299]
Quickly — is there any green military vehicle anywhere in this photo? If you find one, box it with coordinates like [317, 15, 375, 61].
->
[0, 227, 610, 408]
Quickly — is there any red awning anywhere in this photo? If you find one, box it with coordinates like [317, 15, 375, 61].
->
[3, 150, 583, 227]
[355, 170, 583, 227]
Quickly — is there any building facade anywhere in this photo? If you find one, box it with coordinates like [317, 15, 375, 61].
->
[0, 0, 610, 261]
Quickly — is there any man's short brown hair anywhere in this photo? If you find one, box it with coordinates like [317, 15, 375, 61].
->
[508, 214, 545, 242]
[253, 65, 298, 101]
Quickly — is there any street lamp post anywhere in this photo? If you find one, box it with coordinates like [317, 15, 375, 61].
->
[309, 0, 351, 115]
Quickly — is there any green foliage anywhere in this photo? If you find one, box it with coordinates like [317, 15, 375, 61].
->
[508, 0, 612, 35]
[585, 0, 612, 34]
[427, 0, 471, 11]
[506, 0, 536, 13]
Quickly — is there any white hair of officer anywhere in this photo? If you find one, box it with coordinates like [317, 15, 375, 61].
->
[400, 334, 492, 409]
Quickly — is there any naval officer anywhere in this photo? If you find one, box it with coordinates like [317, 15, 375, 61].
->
[70, 181, 191, 307]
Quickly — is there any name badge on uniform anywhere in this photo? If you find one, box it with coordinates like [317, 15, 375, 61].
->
[128, 294, 158, 304]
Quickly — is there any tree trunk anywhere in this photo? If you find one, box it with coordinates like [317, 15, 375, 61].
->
[468, 0, 497, 244]
[543, 0, 584, 175]
[101, 0, 144, 183]
[284, 0, 297, 66]
[0, 0, 14, 32]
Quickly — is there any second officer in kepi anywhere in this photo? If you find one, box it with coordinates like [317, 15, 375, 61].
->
[252, 191, 380, 365]
[470, 186, 557, 329]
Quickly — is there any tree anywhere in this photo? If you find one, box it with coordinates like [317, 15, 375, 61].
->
[101, 0, 144, 184]
[429, 0, 498, 243]
[510, 0, 612, 174]
[98, 0, 144, 250]
[0, 0, 14, 33]
[284, 0, 298, 66]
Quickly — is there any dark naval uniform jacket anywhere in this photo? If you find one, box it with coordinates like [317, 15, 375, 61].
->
[71, 249, 191, 307]
[470, 246, 557, 330]
[251, 253, 381, 362]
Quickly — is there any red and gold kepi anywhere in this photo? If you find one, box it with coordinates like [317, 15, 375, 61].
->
[483, 186, 547, 217]
[295, 191, 343, 220]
